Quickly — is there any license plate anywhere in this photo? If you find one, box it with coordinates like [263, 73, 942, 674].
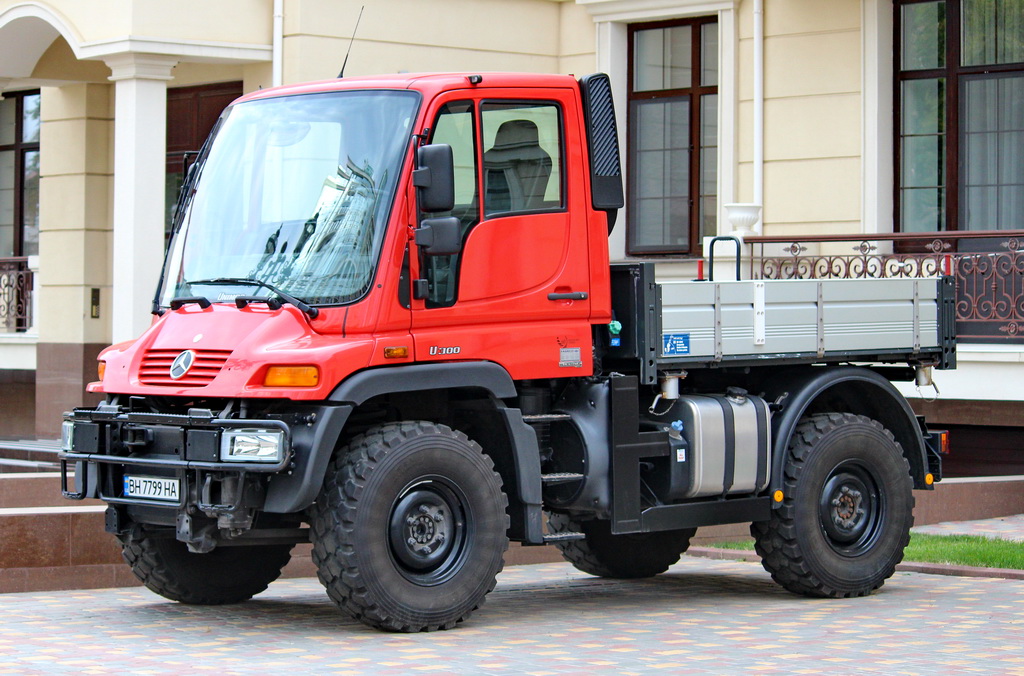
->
[123, 475, 180, 502]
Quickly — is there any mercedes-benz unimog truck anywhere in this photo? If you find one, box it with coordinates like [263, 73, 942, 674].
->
[62, 72, 952, 632]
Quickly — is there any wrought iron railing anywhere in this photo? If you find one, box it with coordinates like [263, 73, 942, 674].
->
[745, 232, 1024, 344]
[0, 257, 33, 333]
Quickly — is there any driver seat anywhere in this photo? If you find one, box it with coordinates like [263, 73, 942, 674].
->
[483, 119, 552, 214]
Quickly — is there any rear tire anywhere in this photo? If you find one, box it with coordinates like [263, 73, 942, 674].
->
[310, 422, 509, 632]
[751, 412, 914, 598]
[547, 512, 696, 579]
[120, 536, 293, 604]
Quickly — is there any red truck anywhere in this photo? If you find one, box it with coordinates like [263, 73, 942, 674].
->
[61, 72, 953, 632]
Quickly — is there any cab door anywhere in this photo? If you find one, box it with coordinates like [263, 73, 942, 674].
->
[411, 88, 594, 379]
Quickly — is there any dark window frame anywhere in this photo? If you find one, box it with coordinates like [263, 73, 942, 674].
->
[0, 89, 41, 258]
[894, 0, 1024, 233]
[627, 16, 718, 256]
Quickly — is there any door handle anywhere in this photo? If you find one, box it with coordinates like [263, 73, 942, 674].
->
[547, 292, 588, 301]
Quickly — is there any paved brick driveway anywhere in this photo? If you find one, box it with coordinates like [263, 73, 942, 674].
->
[2, 555, 1023, 675]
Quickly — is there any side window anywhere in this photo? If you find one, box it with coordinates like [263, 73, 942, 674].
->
[424, 101, 478, 308]
[481, 102, 563, 217]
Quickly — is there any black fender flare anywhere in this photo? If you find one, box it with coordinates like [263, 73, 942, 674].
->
[328, 361, 518, 403]
[762, 366, 930, 498]
[265, 362, 544, 540]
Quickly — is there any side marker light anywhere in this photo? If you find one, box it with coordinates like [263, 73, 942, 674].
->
[384, 346, 409, 359]
[773, 490, 784, 503]
[925, 473, 934, 486]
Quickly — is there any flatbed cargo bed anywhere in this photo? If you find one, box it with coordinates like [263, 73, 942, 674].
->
[607, 263, 956, 383]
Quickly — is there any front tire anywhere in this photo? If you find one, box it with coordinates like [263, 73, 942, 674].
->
[752, 412, 914, 598]
[120, 536, 293, 604]
[310, 422, 509, 632]
[547, 512, 696, 579]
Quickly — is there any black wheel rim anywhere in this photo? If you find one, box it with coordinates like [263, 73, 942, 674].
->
[818, 461, 884, 556]
[388, 477, 471, 585]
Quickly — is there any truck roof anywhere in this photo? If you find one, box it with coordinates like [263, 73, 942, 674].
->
[237, 72, 582, 104]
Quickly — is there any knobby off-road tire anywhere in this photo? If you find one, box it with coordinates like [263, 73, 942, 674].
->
[119, 536, 294, 604]
[547, 512, 697, 579]
[751, 412, 915, 598]
[310, 422, 509, 632]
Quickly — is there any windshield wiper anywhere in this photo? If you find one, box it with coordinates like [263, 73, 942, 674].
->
[186, 277, 320, 319]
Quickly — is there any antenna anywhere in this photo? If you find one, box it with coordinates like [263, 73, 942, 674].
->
[338, 5, 365, 78]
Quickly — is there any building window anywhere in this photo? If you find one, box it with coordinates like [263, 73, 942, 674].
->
[166, 82, 243, 234]
[627, 18, 718, 255]
[896, 0, 1024, 232]
[0, 90, 41, 258]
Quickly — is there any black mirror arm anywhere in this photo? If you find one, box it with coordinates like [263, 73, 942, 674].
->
[415, 217, 462, 256]
[412, 167, 432, 189]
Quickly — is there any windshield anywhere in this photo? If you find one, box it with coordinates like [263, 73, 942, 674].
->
[159, 90, 419, 307]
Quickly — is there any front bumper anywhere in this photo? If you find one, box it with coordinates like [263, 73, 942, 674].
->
[61, 405, 292, 505]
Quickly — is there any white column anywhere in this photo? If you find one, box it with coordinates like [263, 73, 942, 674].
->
[751, 0, 764, 233]
[273, 0, 284, 87]
[862, 0, 894, 236]
[105, 54, 177, 343]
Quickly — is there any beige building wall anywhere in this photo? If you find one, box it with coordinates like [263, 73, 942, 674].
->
[38, 82, 113, 345]
[0, 0, 274, 47]
[281, 0, 576, 81]
[0, 0, 600, 437]
[34, 81, 113, 432]
[559, 1, 598, 75]
[735, 0, 864, 239]
[0, 0, 1018, 437]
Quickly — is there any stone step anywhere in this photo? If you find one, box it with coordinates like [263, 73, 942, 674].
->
[0, 473, 102, 509]
[0, 458, 60, 474]
[0, 439, 61, 452]
[0, 440, 61, 474]
[0, 505, 320, 594]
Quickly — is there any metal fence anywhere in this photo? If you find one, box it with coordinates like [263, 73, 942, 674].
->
[745, 233, 1024, 344]
[0, 257, 33, 333]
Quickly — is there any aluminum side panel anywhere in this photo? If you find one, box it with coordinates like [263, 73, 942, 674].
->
[658, 278, 941, 361]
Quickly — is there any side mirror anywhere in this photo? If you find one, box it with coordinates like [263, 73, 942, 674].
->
[415, 217, 462, 256]
[413, 144, 456, 213]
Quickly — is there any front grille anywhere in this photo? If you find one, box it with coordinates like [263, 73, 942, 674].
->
[138, 349, 232, 387]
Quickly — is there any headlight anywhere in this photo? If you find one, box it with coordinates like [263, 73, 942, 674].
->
[61, 420, 75, 452]
[220, 429, 285, 463]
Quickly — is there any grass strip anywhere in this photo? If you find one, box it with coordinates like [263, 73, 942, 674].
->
[707, 533, 1024, 570]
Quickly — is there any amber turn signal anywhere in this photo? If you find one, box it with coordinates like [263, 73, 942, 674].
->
[264, 365, 320, 387]
[925, 473, 934, 486]
[383, 346, 409, 359]
[97, 361, 106, 381]
[773, 490, 784, 503]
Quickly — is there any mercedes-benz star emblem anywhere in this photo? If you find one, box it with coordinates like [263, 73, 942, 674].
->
[169, 350, 196, 380]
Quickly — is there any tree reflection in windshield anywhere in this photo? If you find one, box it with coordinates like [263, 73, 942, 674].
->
[160, 90, 418, 307]
[249, 160, 386, 303]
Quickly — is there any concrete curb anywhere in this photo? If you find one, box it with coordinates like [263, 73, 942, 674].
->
[686, 546, 1024, 581]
